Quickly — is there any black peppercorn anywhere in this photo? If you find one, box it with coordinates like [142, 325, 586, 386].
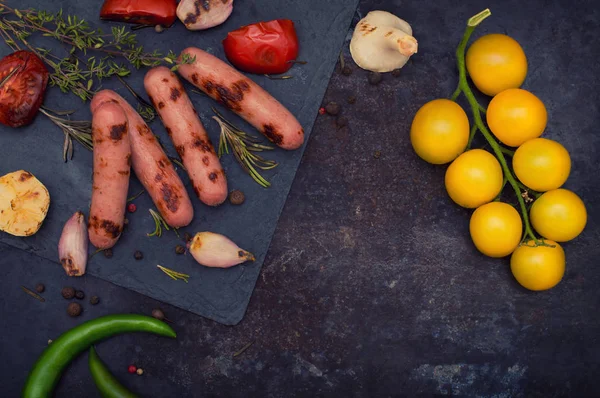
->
[184, 232, 193, 243]
[175, 245, 186, 255]
[341, 66, 352, 76]
[325, 102, 340, 116]
[35, 283, 45, 293]
[347, 95, 356, 105]
[391, 68, 402, 77]
[368, 72, 382, 85]
[336, 116, 348, 128]
[61, 287, 75, 300]
[373, 150, 382, 159]
[229, 190, 245, 205]
[75, 290, 85, 300]
[134, 250, 144, 260]
[90, 296, 100, 305]
[67, 302, 82, 317]
[104, 249, 113, 259]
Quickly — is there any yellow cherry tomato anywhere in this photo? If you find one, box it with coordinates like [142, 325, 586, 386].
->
[513, 138, 571, 192]
[466, 34, 528, 96]
[510, 240, 565, 291]
[486, 88, 547, 147]
[530, 189, 587, 242]
[445, 149, 503, 208]
[410, 99, 470, 164]
[469, 202, 522, 258]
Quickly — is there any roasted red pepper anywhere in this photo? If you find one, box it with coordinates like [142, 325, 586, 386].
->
[0, 50, 48, 128]
[100, 0, 177, 27]
[222, 19, 300, 75]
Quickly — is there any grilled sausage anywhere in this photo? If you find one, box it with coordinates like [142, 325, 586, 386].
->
[177, 47, 304, 150]
[90, 90, 194, 228]
[88, 102, 131, 249]
[144, 67, 227, 206]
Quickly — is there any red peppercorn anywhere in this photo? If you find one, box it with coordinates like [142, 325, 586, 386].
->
[128, 365, 137, 374]
[127, 203, 137, 213]
[318, 107, 325, 115]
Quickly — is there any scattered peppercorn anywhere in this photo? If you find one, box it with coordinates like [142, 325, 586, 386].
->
[175, 245, 186, 255]
[134, 250, 144, 260]
[374, 150, 382, 159]
[391, 68, 402, 77]
[61, 287, 75, 300]
[35, 283, 45, 293]
[151, 308, 166, 321]
[75, 290, 85, 300]
[336, 116, 348, 128]
[67, 302, 82, 317]
[104, 249, 113, 259]
[48, 339, 53, 345]
[184, 232, 193, 243]
[368, 72, 382, 85]
[127, 203, 137, 213]
[90, 296, 100, 305]
[155, 24, 164, 33]
[229, 190, 245, 205]
[136, 368, 144, 376]
[341, 66, 352, 76]
[128, 365, 137, 374]
[347, 95, 356, 105]
[318, 107, 325, 115]
[325, 102, 340, 116]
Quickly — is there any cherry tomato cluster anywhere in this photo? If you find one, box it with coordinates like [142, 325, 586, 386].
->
[410, 27, 587, 292]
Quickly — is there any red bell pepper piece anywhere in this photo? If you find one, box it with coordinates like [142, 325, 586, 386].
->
[222, 19, 300, 75]
[100, 0, 177, 27]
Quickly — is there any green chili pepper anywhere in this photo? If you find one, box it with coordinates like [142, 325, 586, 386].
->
[89, 346, 138, 398]
[23, 314, 176, 397]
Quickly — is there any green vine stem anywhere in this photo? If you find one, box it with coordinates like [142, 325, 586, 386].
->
[451, 9, 541, 245]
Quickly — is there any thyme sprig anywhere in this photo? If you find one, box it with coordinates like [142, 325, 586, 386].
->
[213, 107, 277, 188]
[147, 209, 169, 237]
[157, 265, 189, 283]
[0, 3, 195, 101]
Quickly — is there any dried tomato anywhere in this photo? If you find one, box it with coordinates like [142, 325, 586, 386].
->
[0, 50, 48, 128]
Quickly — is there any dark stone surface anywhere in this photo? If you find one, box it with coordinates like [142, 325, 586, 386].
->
[2, 0, 600, 396]
[0, 0, 359, 325]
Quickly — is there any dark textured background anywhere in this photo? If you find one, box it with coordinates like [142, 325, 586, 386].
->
[0, 0, 359, 325]
[3, 0, 600, 396]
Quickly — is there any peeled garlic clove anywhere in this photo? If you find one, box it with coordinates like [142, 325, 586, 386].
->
[58, 211, 89, 276]
[188, 232, 255, 268]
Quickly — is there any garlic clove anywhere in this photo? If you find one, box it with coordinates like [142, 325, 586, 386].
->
[58, 211, 89, 276]
[187, 232, 255, 268]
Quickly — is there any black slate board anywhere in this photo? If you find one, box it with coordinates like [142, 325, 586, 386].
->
[0, 0, 359, 324]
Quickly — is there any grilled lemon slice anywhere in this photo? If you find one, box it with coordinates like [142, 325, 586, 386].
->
[0, 170, 50, 236]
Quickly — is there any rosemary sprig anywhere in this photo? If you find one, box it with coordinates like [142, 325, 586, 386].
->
[39, 107, 92, 161]
[264, 74, 293, 80]
[147, 209, 169, 237]
[127, 189, 145, 202]
[213, 108, 277, 188]
[169, 156, 186, 171]
[0, 3, 195, 101]
[157, 265, 189, 283]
